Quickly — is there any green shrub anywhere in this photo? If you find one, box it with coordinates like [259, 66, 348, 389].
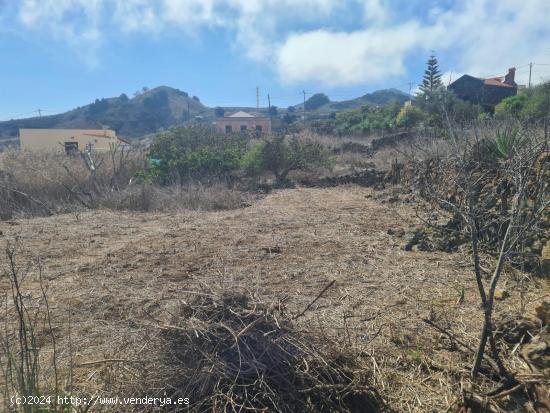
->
[521, 82, 550, 119]
[240, 141, 266, 176]
[148, 125, 247, 183]
[494, 94, 528, 118]
[494, 82, 550, 120]
[395, 105, 425, 128]
[243, 136, 332, 185]
[334, 102, 401, 134]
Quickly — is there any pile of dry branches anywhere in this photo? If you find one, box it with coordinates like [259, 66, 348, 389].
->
[141, 291, 382, 413]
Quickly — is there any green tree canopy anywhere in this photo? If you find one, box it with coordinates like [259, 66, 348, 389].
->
[419, 55, 443, 94]
[242, 136, 332, 186]
[148, 125, 247, 183]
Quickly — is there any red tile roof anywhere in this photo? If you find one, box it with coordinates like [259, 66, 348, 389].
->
[483, 77, 516, 88]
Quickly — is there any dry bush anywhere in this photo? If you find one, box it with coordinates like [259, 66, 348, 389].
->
[0, 148, 145, 218]
[0, 149, 253, 219]
[134, 290, 382, 413]
[400, 121, 549, 391]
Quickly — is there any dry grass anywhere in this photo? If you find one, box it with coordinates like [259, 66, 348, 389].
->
[1, 186, 547, 412]
[96, 183, 257, 212]
[0, 149, 256, 219]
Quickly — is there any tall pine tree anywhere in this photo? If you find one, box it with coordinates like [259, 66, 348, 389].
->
[419, 55, 443, 93]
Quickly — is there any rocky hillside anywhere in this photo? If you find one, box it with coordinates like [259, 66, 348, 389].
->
[0, 86, 211, 139]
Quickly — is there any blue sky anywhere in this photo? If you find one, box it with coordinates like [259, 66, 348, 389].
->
[1, 0, 549, 120]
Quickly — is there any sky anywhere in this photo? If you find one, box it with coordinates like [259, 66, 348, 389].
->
[1, 0, 550, 120]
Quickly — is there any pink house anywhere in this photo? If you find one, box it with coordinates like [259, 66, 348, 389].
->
[216, 111, 271, 134]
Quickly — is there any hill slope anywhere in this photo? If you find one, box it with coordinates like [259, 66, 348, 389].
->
[0, 86, 211, 138]
[329, 88, 410, 110]
[295, 88, 410, 112]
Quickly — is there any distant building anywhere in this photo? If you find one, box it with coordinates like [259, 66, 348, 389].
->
[19, 128, 128, 154]
[215, 111, 271, 134]
[448, 68, 518, 109]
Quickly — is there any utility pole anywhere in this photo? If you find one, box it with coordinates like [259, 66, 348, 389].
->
[529, 62, 533, 88]
[302, 90, 306, 124]
[267, 93, 271, 118]
[187, 101, 190, 121]
[256, 86, 259, 109]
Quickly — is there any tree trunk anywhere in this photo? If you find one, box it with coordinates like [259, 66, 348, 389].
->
[471, 309, 490, 379]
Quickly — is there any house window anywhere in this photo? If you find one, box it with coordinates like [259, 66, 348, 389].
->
[225, 125, 232, 133]
[240, 125, 247, 131]
[255, 125, 262, 132]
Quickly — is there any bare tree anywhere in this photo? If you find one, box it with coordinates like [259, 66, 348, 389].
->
[412, 122, 549, 384]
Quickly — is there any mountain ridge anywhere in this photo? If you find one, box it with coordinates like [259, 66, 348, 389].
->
[0, 87, 411, 139]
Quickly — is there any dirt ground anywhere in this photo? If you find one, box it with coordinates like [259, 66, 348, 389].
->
[1, 185, 548, 412]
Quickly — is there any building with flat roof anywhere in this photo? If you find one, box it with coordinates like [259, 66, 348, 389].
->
[19, 128, 128, 154]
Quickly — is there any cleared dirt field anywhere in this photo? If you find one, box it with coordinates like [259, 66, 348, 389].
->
[1, 186, 548, 411]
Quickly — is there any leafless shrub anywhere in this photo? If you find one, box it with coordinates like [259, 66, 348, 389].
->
[135, 290, 382, 413]
[407, 120, 549, 389]
[0, 148, 252, 219]
[0, 147, 145, 218]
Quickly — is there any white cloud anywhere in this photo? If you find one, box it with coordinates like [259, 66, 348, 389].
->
[429, 0, 550, 86]
[12, 0, 550, 86]
[276, 22, 422, 85]
[362, 0, 388, 24]
[277, 0, 550, 86]
[17, 0, 104, 66]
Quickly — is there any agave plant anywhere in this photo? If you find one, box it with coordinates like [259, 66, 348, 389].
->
[485, 127, 528, 161]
